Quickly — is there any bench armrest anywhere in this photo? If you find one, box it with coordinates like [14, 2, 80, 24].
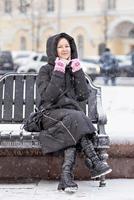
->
[86, 75, 107, 125]
[96, 88, 107, 125]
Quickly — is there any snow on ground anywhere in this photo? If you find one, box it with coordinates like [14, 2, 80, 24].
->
[100, 85, 134, 144]
[0, 179, 134, 200]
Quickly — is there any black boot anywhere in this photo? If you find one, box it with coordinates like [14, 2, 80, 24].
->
[57, 147, 78, 193]
[81, 136, 112, 179]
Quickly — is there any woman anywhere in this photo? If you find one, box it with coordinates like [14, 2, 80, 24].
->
[37, 32, 111, 192]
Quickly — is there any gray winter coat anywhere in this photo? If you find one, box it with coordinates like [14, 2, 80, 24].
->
[37, 33, 96, 154]
[99, 51, 118, 70]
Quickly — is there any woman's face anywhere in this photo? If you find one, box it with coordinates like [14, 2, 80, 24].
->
[57, 38, 71, 60]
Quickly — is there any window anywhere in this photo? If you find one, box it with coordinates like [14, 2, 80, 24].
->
[129, 28, 134, 38]
[20, 36, 27, 50]
[47, 0, 54, 12]
[107, 0, 116, 10]
[76, 0, 84, 11]
[98, 43, 106, 55]
[19, 0, 28, 13]
[40, 56, 47, 62]
[131, 45, 134, 52]
[0, 51, 14, 70]
[4, 0, 12, 13]
[33, 56, 38, 61]
[77, 35, 84, 59]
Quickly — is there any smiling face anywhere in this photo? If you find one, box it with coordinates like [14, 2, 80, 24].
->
[57, 38, 71, 60]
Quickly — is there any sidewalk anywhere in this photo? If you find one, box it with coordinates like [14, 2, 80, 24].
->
[0, 179, 133, 200]
[94, 76, 134, 86]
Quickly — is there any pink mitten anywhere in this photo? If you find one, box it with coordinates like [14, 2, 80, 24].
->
[54, 58, 66, 73]
[71, 59, 81, 72]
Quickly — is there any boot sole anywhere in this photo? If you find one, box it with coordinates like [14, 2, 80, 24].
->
[91, 168, 112, 179]
[58, 186, 78, 193]
[64, 186, 78, 193]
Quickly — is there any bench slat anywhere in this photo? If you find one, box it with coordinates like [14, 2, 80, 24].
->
[25, 75, 35, 119]
[35, 82, 40, 107]
[14, 75, 24, 122]
[3, 76, 14, 121]
[0, 79, 4, 121]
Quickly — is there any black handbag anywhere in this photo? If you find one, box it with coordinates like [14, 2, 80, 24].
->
[23, 109, 44, 132]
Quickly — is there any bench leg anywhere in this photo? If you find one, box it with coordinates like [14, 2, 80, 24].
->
[94, 124, 111, 187]
[99, 175, 106, 187]
[98, 148, 109, 187]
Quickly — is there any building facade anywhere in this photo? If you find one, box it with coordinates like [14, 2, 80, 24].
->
[0, 0, 134, 58]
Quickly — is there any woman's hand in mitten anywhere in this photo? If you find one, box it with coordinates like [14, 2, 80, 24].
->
[54, 57, 66, 73]
[71, 58, 81, 72]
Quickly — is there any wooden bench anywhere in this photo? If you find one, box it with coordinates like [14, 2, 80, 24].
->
[0, 73, 110, 186]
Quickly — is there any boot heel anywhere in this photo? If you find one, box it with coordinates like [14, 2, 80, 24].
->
[57, 180, 78, 193]
[57, 181, 64, 191]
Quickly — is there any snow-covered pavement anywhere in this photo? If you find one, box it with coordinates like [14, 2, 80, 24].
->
[0, 179, 133, 200]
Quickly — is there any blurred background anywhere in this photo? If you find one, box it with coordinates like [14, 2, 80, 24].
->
[0, 0, 134, 82]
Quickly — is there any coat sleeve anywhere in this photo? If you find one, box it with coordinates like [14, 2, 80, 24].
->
[37, 65, 65, 103]
[73, 69, 89, 101]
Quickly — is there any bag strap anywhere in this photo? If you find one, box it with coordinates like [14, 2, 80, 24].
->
[55, 88, 69, 102]
[36, 88, 69, 112]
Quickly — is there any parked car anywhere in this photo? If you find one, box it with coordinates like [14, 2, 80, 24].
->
[12, 50, 36, 70]
[82, 56, 100, 64]
[81, 58, 101, 80]
[17, 53, 47, 73]
[0, 51, 15, 75]
[116, 55, 134, 77]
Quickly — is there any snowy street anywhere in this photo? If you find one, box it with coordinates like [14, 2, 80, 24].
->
[0, 179, 134, 200]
